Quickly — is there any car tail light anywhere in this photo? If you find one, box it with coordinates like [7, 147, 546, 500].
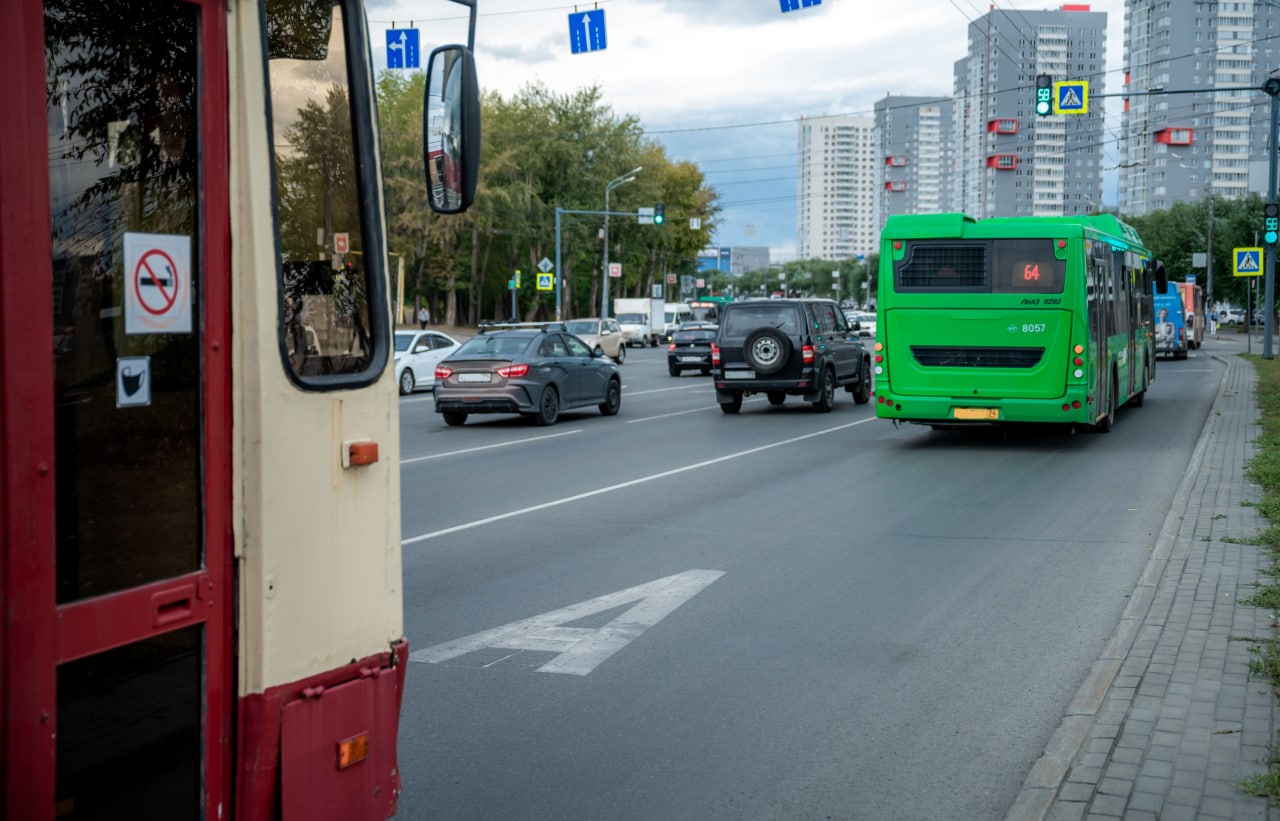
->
[711, 344, 720, 365]
[802, 345, 815, 364]
[496, 363, 529, 378]
[668, 343, 675, 352]
[434, 365, 453, 379]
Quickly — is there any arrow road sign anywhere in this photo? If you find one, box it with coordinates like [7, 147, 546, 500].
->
[568, 9, 607, 54]
[385, 28, 420, 69]
[780, 0, 821, 10]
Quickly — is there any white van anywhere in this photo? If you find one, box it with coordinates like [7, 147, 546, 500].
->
[660, 303, 695, 341]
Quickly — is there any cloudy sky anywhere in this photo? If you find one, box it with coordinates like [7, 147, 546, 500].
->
[367, 0, 1128, 258]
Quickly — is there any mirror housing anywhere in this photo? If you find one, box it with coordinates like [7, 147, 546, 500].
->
[424, 45, 480, 214]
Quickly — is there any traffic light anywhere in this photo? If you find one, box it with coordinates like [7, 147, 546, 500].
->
[654, 203, 665, 225]
[1265, 202, 1279, 245]
[1035, 75, 1053, 117]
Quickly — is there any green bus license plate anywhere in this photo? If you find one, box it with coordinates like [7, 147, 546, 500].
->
[953, 407, 999, 420]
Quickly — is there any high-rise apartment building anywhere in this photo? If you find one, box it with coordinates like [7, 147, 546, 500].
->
[1120, 0, 1280, 216]
[796, 114, 877, 261]
[950, 5, 1107, 217]
[873, 95, 953, 231]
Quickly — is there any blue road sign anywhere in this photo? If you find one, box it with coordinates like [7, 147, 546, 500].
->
[1235, 247, 1263, 277]
[780, 0, 821, 10]
[1053, 81, 1088, 114]
[569, 10, 607, 54]
[386, 28, 420, 69]
[536, 273, 554, 291]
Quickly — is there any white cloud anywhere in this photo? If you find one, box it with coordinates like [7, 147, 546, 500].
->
[368, 0, 1128, 256]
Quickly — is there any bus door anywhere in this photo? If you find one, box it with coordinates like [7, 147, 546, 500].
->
[1087, 247, 1107, 407]
[3, 0, 231, 817]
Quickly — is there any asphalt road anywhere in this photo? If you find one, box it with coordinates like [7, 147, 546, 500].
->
[394, 343, 1222, 820]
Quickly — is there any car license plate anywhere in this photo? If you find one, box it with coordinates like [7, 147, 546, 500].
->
[680, 356, 702, 362]
[953, 407, 998, 420]
[724, 370, 755, 380]
[457, 372, 492, 383]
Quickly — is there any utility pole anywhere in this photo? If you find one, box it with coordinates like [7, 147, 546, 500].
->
[1206, 195, 1214, 314]
[1264, 77, 1280, 359]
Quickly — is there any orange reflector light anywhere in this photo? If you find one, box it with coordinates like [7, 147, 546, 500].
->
[337, 732, 370, 769]
[348, 442, 379, 466]
[874, 342, 883, 351]
[1074, 344, 1084, 354]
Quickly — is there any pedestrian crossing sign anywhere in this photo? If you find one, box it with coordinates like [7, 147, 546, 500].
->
[1053, 81, 1088, 115]
[1234, 247, 1263, 277]
[536, 272, 554, 291]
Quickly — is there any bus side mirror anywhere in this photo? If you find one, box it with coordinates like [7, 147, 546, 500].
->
[424, 45, 480, 214]
[1151, 260, 1169, 294]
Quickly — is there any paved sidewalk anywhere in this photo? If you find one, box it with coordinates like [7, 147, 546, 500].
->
[1008, 338, 1279, 820]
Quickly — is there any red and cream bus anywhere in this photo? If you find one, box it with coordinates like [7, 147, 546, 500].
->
[1, 0, 478, 817]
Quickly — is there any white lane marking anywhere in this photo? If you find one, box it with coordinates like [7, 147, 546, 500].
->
[410, 569, 725, 675]
[401, 430, 582, 464]
[627, 405, 718, 423]
[403, 416, 874, 544]
[622, 383, 708, 397]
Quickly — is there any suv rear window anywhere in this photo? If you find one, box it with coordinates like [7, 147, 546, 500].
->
[722, 304, 801, 336]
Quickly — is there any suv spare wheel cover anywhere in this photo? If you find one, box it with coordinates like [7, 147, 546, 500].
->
[744, 327, 792, 375]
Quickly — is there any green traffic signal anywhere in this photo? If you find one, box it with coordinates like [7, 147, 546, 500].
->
[1035, 74, 1053, 117]
[654, 203, 665, 225]
[1266, 202, 1279, 245]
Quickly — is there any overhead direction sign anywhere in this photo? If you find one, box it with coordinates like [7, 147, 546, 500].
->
[1053, 80, 1088, 115]
[779, 0, 821, 10]
[1234, 247, 1263, 277]
[385, 28, 420, 69]
[568, 9, 606, 54]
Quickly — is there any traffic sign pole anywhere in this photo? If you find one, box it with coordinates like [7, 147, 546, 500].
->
[1265, 78, 1280, 358]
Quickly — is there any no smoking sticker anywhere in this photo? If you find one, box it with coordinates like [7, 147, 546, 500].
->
[124, 232, 192, 334]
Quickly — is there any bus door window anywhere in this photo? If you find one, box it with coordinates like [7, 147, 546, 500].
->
[46, 0, 213, 815]
[267, 0, 387, 385]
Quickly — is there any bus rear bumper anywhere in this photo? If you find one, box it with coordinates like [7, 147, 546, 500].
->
[874, 391, 1091, 426]
[237, 639, 409, 820]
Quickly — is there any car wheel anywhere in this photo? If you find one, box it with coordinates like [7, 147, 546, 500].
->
[767, 391, 786, 406]
[720, 392, 743, 414]
[701, 367, 711, 376]
[812, 367, 835, 413]
[668, 363, 681, 377]
[743, 328, 792, 375]
[599, 378, 621, 416]
[614, 345, 625, 365]
[399, 369, 415, 395]
[442, 411, 467, 426]
[535, 385, 560, 426]
[852, 362, 871, 405]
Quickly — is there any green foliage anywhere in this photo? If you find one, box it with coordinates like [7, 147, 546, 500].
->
[375, 76, 720, 322]
[1125, 194, 1267, 310]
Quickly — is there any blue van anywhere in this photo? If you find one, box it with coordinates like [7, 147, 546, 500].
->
[1153, 282, 1187, 360]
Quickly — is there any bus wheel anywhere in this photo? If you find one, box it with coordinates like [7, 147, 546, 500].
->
[1093, 376, 1116, 433]
[1130, 363, 1148, 408]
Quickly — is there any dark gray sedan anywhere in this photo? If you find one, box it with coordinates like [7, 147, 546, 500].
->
[433, 323, 622, 426]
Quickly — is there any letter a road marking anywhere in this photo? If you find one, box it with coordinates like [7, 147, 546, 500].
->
[410, 569, 725, 675]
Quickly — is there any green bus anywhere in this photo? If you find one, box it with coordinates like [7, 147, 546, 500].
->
[873, 212, 1167, 432]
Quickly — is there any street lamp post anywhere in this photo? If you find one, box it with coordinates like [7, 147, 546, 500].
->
[602, 166, 642, 318]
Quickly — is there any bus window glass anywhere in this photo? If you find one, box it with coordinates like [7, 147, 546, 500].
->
[46, 0, 203, 603]
[266, 0, 374, 380]
[897, 244, 987, 289]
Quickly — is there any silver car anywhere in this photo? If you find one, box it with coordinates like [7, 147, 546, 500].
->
[433, 323, 622, 426]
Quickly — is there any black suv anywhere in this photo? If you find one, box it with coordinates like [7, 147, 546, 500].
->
[711, 298, 871, 414]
